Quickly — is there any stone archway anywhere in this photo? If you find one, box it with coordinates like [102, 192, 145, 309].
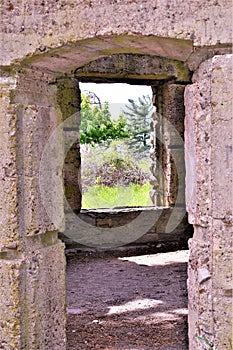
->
[0, 16, 232, 350]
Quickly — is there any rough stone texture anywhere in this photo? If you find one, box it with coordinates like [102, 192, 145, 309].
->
[75, 53, 191, 83]
[185, 54, 233, 350]
[0, 70, 67, 348]
[0, 258, 23, 350]
[11, 71, 64, 237]
[0, 73, 19, 252]
[57, 79, 82, 212]
[0, 0, 232, 69]
[0, 239, 66, 350]
[150, 83, 186, 207]
[0, 2, 232, 349]
[22, 239, 66, 350]
[60, 207, 193, 248]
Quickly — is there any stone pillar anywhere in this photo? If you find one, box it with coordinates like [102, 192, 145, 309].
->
[149, 92, 159, 206]
[0, 70, 66, 349]
[185, 54, 233, 350]
[57, 78, 82, 212]
[150, 83, 186, 207]
[56, 79, 82, 245]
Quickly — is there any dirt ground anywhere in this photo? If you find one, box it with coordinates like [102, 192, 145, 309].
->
[66, 247, 189, 350]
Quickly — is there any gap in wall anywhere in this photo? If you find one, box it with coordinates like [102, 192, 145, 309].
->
[79, 82, 153, 209]
[65, 80, 191, 349]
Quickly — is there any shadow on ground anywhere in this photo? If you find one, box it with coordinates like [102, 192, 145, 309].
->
[66, 248, 189, 350]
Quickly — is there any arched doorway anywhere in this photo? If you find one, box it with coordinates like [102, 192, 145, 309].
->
[0, 31, 232, 349]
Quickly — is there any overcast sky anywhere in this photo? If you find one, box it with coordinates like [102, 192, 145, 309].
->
[80, 82, 152, 118]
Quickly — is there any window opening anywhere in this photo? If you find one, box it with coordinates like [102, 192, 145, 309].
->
[79, 82, 153, 209]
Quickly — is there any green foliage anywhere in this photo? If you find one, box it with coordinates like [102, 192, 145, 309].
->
[195, 335, 214, 349]
[122, 94, 152, 153]
[101, 139, 135, 165]
[80, 92, 153, 209]
[81, 140, 150, 192]
[95, 155, 149, 188]
[82, 183, 152, 209]
[80, 94, 129, 145]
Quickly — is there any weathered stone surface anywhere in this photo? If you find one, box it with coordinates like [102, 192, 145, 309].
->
[151, 83, 186, 206]
[212, 293, 233, 350]
[185, 55, 233, 350]
[22, 239, 66, 350]
[185, 67, 212, 226]
[0, 73, 19, 251]
[0, 0, 232, 69]
[0, 238, 66, 350]
[185, 54, 233, 225]
[0, 258, 23, 350]
[188, 236, 214, 350]
[61, 207, 193, 248]
[0, 3, 232, 349]
[0, 70, 67, 348]
[12, 77, 63, 236]
[209, 56, 233, 220]
[75, 54, 191, 83]
[57, 79, 82, 212]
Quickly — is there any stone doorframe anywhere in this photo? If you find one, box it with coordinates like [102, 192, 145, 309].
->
[0, 35, 232, 350]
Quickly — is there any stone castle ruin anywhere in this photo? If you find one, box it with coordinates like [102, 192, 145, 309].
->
[0, 1, 232, 349]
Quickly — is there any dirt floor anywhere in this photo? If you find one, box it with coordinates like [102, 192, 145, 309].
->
[66, 247, 189, 350]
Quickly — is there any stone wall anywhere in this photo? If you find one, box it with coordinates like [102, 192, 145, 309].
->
[1, 0, 232, 68]
[60, 207, 193, 249]
[150, 83, 186, 207]
[57, 78, 82, 212]
[185, 54, 233, 350]
[0, 70, 66, 349]
[0, 1, 232, 349]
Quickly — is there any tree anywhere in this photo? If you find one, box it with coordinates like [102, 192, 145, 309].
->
[80, 94, 129, 146]
[122, 94, 152, 153]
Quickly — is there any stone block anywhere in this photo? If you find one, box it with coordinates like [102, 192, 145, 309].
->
[212, 248, 232, 290]
[21, 239, 66, 350]
[56, 79, 81, 122]
[0, 236, 66, 350]
[160, 84, 186, 143]
[212, 219, 233, 252]
[61, 207, 192, 248]
[7, 76, 65, 236]
[0, 258, 23, 350]
[184, 79, 212, 226]
[57, 79, 82, 212]
[189, 55, 233, 221]
[211, 118, 232, 218]
[188, 236, 214, 350]
[16, 104, 63, 235]
[212, 294, 233, 350]
[63, 140, 82, 211]
[13, 74, 57, 107]
[185, 54, 233, 226]
[75, 54, 190, 82]
[154, 83, 186, 207]
[0, 74, 20, 250]
[1, 1, 232, 68]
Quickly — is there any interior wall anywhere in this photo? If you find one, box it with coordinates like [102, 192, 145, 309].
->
[185, 54, 233, 350]
[59, 54, 192, 251]
[0, 69, 66, 349]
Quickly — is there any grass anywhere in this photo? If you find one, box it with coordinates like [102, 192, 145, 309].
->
[195, 335, 233, 350]
[82, 183, 152, 209]
[195, 335, 214, 349]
